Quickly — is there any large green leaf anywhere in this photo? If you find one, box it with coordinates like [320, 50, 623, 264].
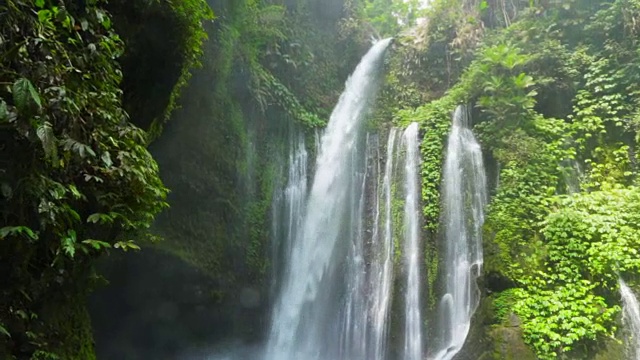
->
[37, 121, 58, 163]
[87, 213, 114, 224]
[12, 78, 42, 113]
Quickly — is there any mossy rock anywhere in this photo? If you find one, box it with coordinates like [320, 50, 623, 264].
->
[450, 292, 535, 360]
[591, 338, 625, 360]
[484, 319, 536, 360]
[44, 296, 97, 360]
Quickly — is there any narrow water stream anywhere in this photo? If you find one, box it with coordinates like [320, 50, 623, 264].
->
[402, 123, 423, 360]
[431, 105, 487, 360]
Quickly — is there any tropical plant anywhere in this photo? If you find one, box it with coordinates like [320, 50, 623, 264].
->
[0, 0, 167, 357]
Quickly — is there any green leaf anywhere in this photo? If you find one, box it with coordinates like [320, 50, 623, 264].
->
[38, 9, 52, 23]
[101, 152, 112, 167]
[114, 240, 141, 252]
[82, 239, 112, 250]
[102, 16, 111, 30]
[0, 100, 8, 122]
[15, 310, 28, 320]
[83, 174, 103, 183]
[61, 138, 96, 158]
[87, 213, 113, 224]
[0, 226, 38, 240]
[0, 323, 10, 338]
[61, 230, 76, 258]
[12, 78, 41, 113]
[1, 183, 12, 198]
[35, 0, 45, 8]
[37, 122, 58, 163]
[68, 184, 83, 200]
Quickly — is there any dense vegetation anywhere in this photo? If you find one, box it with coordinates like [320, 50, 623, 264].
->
[385, 0, 640, 358]
[0, 0, 208, 358]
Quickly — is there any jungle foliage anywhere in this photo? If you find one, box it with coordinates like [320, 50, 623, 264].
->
[106, 0, 213, 137]
[0, 0, 214, 357]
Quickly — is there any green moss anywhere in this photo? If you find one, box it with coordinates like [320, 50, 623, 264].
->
[45, 292, 96, 360]
[245, 161, 279, 280]
[424, 240, 439, 309]
[154, 0, 214, 134]
[390, 182, 405, 266]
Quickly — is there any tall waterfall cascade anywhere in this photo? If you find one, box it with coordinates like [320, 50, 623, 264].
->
[619, 278, 640, 360]
[402, 123, 423, 360]
[431, 105, 488, 360]
[265, 39, 393, 360]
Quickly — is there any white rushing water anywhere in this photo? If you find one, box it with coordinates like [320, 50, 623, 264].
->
[431, 105, 487, 360]
[402, 123, 423, 360]
[370, 129, 401, 360]
[270, 130, 309, 299]
[339, 134, 377, 359]
[265, 38, 392, 360]
[340, 128, 404, 360]
[620, 278, 640, 360]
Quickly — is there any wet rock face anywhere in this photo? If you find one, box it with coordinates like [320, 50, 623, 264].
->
[450, 294, 534, 360]
[485, 325, 536, 360]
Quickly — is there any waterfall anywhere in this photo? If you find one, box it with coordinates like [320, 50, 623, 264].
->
[270, 130, 309, 300]
[338, 127, 405, 360]
[337, 123, 424, 360]
[339, 134, 379, 359]
[402, 123, 423, 360]
[431, 105, 487, 360]
[369, 129, 401, 360]
[265, 38, 392, 360]
[620, 278, 640, 360]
